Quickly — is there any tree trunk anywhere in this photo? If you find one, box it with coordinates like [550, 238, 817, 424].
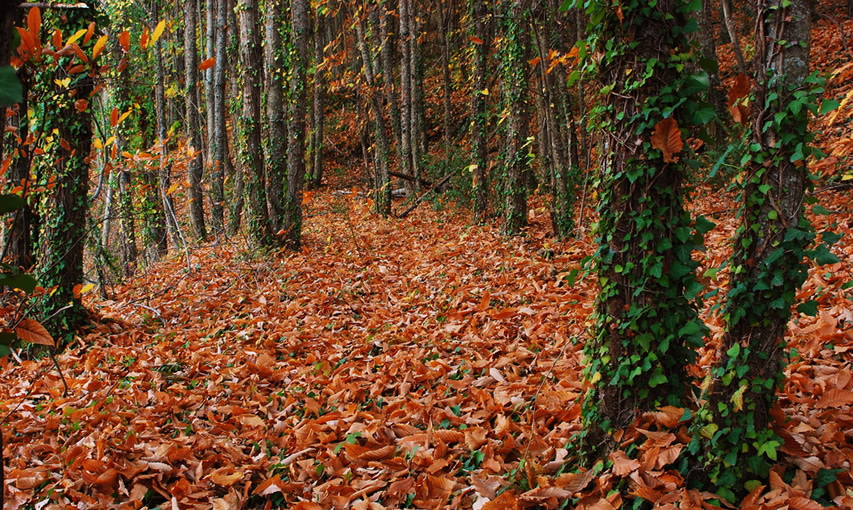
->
[409, 0, 425, 177]
[226, 0, 244, 235]
[706, 0, 813, 493]
[154, 13, 180, 250]
[441, 0, 453, 146]
[210, 0, 229, 233]
[237, 0, 272, 247]
[308, 7, 326, 189]
[399, 0, 414, 187]
[378, 5, 402, 170]
[37, 1, 96, 337]
[114, 39, 138, 277]
[470, 0, 489, 221]
[355, 9, 391, 216]
[499, 0, 529, 235]
[185, 0, 208, 240]
[581, 0, 707, 460]
[265, 0, 287, 234]
[722, 0, 748, 74]
[4, 68, 34, 269]
[283, 0, 309, 247]
[698, 0, 727, 126]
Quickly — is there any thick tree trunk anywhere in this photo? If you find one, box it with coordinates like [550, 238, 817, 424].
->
[265, 0, 287, 234]
[283, 0, 309, 247]
[499, 0, 529, 235]
[582, 1, 706, 460]
[470, 0, 489, 221]
[38, 2, 95, 336]
[185, 0, 208, 240]
[378, 5, 402, 170]
[707, 0, 812, 490]
[238, 0, 272, 247]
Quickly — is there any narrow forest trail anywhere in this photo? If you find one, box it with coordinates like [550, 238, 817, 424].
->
[1, 183, 851, 509]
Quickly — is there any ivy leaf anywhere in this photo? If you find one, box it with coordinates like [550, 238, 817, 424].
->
[650, 118, 683, 163]
[822, 231, 842, 246]
[0, 65, 23, 106]
[0, 272, 37, 294]
[0, 193, 24, 214]
[648, 369, 667, 388]
[797, 300, 819, 316]
[819, 99, 840, 115]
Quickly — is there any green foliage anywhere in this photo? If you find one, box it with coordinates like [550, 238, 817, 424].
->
[579, 0, 711, 454]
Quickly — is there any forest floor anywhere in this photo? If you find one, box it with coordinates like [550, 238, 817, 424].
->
[0, 180, 851, 509]
[2, 3, 853, 509]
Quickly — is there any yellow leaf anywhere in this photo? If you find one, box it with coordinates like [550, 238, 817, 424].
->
[117, 110, 132, 125]
[150, 20, 167, 47]
[93, 138, 103, 149]
[65, 28, 88, 46]
[105, 135, 116, 147]
[480, 88, 489, 96]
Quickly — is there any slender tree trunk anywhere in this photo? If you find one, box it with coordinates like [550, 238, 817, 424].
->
[706, 0, 813, 491]
[399, 0, 414, 186]
[185, 0, 208, 239]
[409, 0, 425, 178]
[4, 69, 34, 269]
[226, 0, 244, 234]
[378, 5, 402, 169]
[722, 0, 748, 74]
[154, 17, 180, 249]
[699, 0, 727, 125]
[308, 7, 326, 189]
[210, 0, 228, 233]
[238, 0, 272, 247]
[265, 0, 288, 234]
[470, 0, 489, 221]
[441, 0, 453, 146]
[499, 0, 529, 235]
[283, 0, 309, 247]
[355, 9, 391, 216]
[113, 39, 138, 277]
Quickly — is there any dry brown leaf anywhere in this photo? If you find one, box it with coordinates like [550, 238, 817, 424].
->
[15, 318, 54, 346]
[482, 491, 520, 510]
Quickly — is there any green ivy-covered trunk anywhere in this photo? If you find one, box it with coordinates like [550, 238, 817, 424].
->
[237, 0, 273, 248]
[469, 0, 489, 221]
[700, 0, 813, 496]
[498, 0, 528, 236]
[37, 2, 96, 337]
[581, 0, 708, 457]
[113, 38, 138, 277]
[264, 0, 288, 236]
[283, 0, 308, 248]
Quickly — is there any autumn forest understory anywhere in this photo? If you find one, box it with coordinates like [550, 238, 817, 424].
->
[0, 0, 852, 508]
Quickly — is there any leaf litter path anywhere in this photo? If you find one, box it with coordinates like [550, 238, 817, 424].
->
[1, 188, 852, 509]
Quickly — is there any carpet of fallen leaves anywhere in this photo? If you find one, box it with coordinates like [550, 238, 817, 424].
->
[0, 180, 851, 509]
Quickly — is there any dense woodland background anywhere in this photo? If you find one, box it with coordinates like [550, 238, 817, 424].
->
[0, 0, 852, 507]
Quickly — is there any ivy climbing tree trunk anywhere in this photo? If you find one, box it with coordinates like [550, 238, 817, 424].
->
[355, 6, 391, 216]
[283, 0, 308, 248]
[581, 0, 709, 458]
[226, 0, 244, 235]
[264, 0, 288, 235]
[498, 0, 529, 236]
[701, 0, 815, 497]
[469, 0, 489, 222]
[237, 0, 272, 247]
[37, 1, 96, 337]
[185, 0, 208, 240]
[113, 38, 138, 278]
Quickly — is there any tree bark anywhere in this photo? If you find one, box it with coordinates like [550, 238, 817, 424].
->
[283, 0, 309, 247]
[237, 0, 272, 247]
[308, 7, 326, 189]
[226, 0, 244, 235]
[210, 0, 229, 233]
[707, 0, 812, 489]
[38, 1, 95, 336]
[264, 0, 287, 234]
[499, 0, 529, 235]
[185, 0, 208, 240]
[470, 0, 489, 221]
